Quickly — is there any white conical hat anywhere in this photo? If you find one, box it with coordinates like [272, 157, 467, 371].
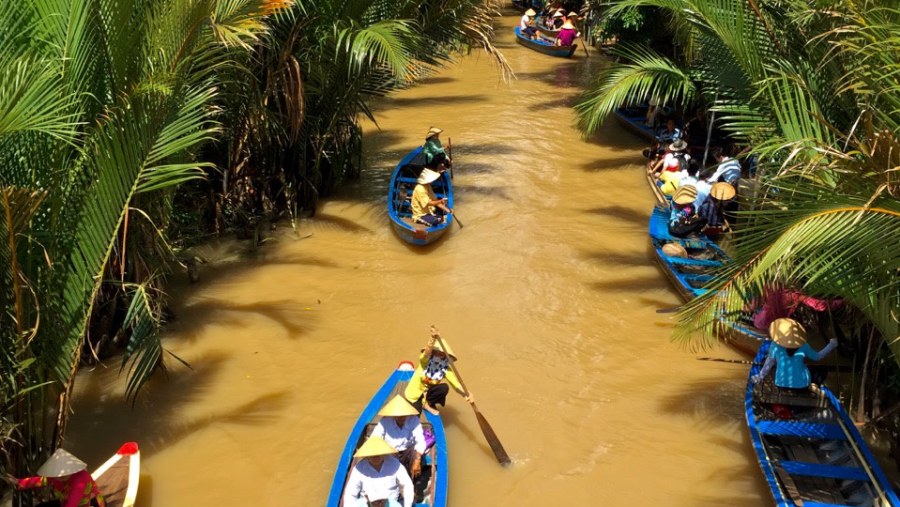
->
[378, 395, 418, 417]
[36, 448, 87, 478]
[417, 168, 441, 185]
[354, 436, 398, 458]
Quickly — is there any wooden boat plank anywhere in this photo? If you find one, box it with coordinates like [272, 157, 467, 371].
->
[778, 461, 870, 482]
[92, 442, 139, 507]
[756, 421, 847, 441]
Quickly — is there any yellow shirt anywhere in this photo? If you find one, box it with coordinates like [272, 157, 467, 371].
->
[404, 351, 462, 403]
[411, 184, 436, 221]
[659, 170, 683, 196]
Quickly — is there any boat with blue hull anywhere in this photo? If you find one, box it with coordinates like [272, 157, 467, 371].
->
[327, 362, 448, 507]
[614, 106, 658, 142]
[388, 147, 454, 246]
[747, 341, 900, 506]
[514, 27, 577, 58]
[648, 206, 766, 355]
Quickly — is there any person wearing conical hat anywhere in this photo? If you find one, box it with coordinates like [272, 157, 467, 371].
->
[649, 138, 690, 178]
[520, 9, 539, 40]
[410, 168, 453, 226]
[697, 181, 735, 233]
[751, 318, 838, 389]
[422, 126, 451, 170]
[342, 436, 413, 507]
[555, 19, 579, 46]
[403, 329, 473, 416]
[371, 395, 427, 478]
[5, 448, 106, 507]
[676, 159, 711, 208]
[551, 9, 565, 29]
[667, 185, 708, 237]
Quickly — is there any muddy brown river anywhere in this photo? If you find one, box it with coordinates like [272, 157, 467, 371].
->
[65, 10, 814, 506]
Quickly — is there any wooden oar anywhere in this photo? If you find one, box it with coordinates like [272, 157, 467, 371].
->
[430, 326, 511, 466]
[446, 138, 462, 228]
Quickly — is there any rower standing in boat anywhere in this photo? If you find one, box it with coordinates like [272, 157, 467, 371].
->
[555, 20, 578, 46]
[403, 330, 474, 415]
[371, 396, 427, 478]
[422, 127, 451, 170]
[342, 436, 414, 507]
[751, 318, 838, 391]
[5, 448, 106, 507]
[410, 169, 452, 226]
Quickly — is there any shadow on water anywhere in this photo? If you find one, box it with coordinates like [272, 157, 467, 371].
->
[581, 250, 652, 268]
[311, 212, 375, 234]
[459, 142, 518, 156]
[583, 205, 648, 225]
[587, 273, 668, 293]
[173, 297, 316, 343]
[577, 155, 643, 172]
[438, 405, 500, 463]
[382, 94, 487, 108]
[452, 184, 512, 201]
[68, 351, 291, 465]
[413, 76, 457, 86]
[455, 162, 503, 176]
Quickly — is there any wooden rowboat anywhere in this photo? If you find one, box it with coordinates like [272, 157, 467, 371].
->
[614, 107, 658, 142]
[92, 442, 140, 507]
[537, 25, 561, 38]
[388, 147, 454, 246]
[514, 27, 577, 58]
[327, 362, 448, 507]
[747, 341, 900, 506]
[648, 206, 765, 355]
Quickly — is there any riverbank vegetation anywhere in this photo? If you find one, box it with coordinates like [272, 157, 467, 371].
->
[0, 0, 504, 490]
[577, 0, 900, 462]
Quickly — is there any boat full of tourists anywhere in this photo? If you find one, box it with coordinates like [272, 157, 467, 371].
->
[514, 27, 577, 58]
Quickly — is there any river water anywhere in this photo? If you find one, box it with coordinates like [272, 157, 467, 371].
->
[65, 10, 776, 506]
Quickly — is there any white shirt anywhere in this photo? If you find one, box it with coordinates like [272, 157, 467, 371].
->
[662, 152, 689, 171]
[520, 14, 532, 29]
[342, 456, 413, 507]
[679, 175, 711, 207]
[372, 417, 426, 454]
[706, 157, 741, 183]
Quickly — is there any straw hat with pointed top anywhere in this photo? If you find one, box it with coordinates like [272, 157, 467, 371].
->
[672, 185, 697, 205]
[552, 10, 563, 17]
[378, 395, 418, 417]
[36, 449, 87, 478]
[423, 338, 456, 360]
[710, 182, 736, 201]
[525, 8, 537, 16]
[668, 140, 688, 152]
[354, 436, 398, 458]
[769, 318, 807, 349]
[562, 21, 575, 30]
[567, 11, 578, 17]
[425, 126, 443, 139]
[417, 168, 441, 185]
[661, 242, 688, 258]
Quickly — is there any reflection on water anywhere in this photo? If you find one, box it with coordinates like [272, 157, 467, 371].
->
[66, 10, 771, 506]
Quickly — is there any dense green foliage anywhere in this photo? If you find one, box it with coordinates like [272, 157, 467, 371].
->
[0, 0, 504, 485]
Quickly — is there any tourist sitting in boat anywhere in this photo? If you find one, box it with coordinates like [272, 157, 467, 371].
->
[750, 318, 838, 391]
[551, 10, 564, 29]
[403, 331, 473, 415]
[520, 9, 539, 39]
[655, 118, 682, 145]
[697, 182, 734, 231]
[556, 20, 578, 46]
[342, 436, 414, 507]
[668, 185, 708, 237]
[706, 147, 742, 185]
[677, 160, 711, 207]
[6, 448, 106, 507]
[371, 395, 427, 478]
[422, 127, 451, 170]
[649, 140, 690, 176]
[657, 161, 683, 196]
[411, 169, 452, 226]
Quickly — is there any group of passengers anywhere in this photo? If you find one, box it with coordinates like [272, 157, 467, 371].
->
[342, 332, 473, 506]
[519, 7, 580, 46]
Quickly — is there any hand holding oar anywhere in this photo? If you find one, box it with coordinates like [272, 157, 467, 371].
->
[430, 326, 511, 467]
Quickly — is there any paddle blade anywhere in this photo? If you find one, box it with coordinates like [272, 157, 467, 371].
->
[474, 408, 511, 466]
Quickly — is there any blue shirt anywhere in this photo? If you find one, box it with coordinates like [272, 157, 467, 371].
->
[759, 342, 836, 389]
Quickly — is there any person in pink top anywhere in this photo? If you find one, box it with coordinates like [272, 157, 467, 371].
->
[556, 20, 578, 46]
[5, 448, 105, 507]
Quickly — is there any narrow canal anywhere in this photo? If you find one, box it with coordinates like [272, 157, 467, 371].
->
[66, 10, 771, 506]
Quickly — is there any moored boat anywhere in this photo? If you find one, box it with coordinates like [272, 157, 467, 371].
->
[92, 442, 140, 507]
[614, 106, 658, 142]
[648, 206, 765, 355]
[388, 147, 454, 246]
[327, 362, 447, 507]
[514, 27, 577, 58]
[746, 341, 900, 506]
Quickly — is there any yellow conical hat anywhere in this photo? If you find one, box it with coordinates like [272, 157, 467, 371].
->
[379, 395, 418, 417]
[770, 318, 807, 349]
[354, 436, 398, 458]
[422, 338, 456, 360]
[36, 448, 87, 478]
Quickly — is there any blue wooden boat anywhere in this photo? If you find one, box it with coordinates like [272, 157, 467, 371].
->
[388, 147, 454, 246]
[614, 106, 658, 142]
[514, 27, 577, 58]
[648, 206, 765, 355]
[327, 361, 448, 507]
[747, 341, 900, 506]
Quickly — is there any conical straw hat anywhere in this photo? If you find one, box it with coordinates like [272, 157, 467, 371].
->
[426, 126, 443, 139]
[769, 318, 807, 349]
[422, 338, 456, 360]
[672, 185, 697, 205]
[661, 242, 688, 258]
[378, 395, 418, 417]
[36, 448, 87, 478]
[710, 182, 736, 201]
[562, 21, 575, 30]
[417, 168, 441, 185]
[525, 8, 537, 16]
[354, 436, 398, 458]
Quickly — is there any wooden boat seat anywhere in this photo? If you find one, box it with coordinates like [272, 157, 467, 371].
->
[756, 420, 847, 441]
[779, 461, 869, 482]
[754, 378, 828, 408]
